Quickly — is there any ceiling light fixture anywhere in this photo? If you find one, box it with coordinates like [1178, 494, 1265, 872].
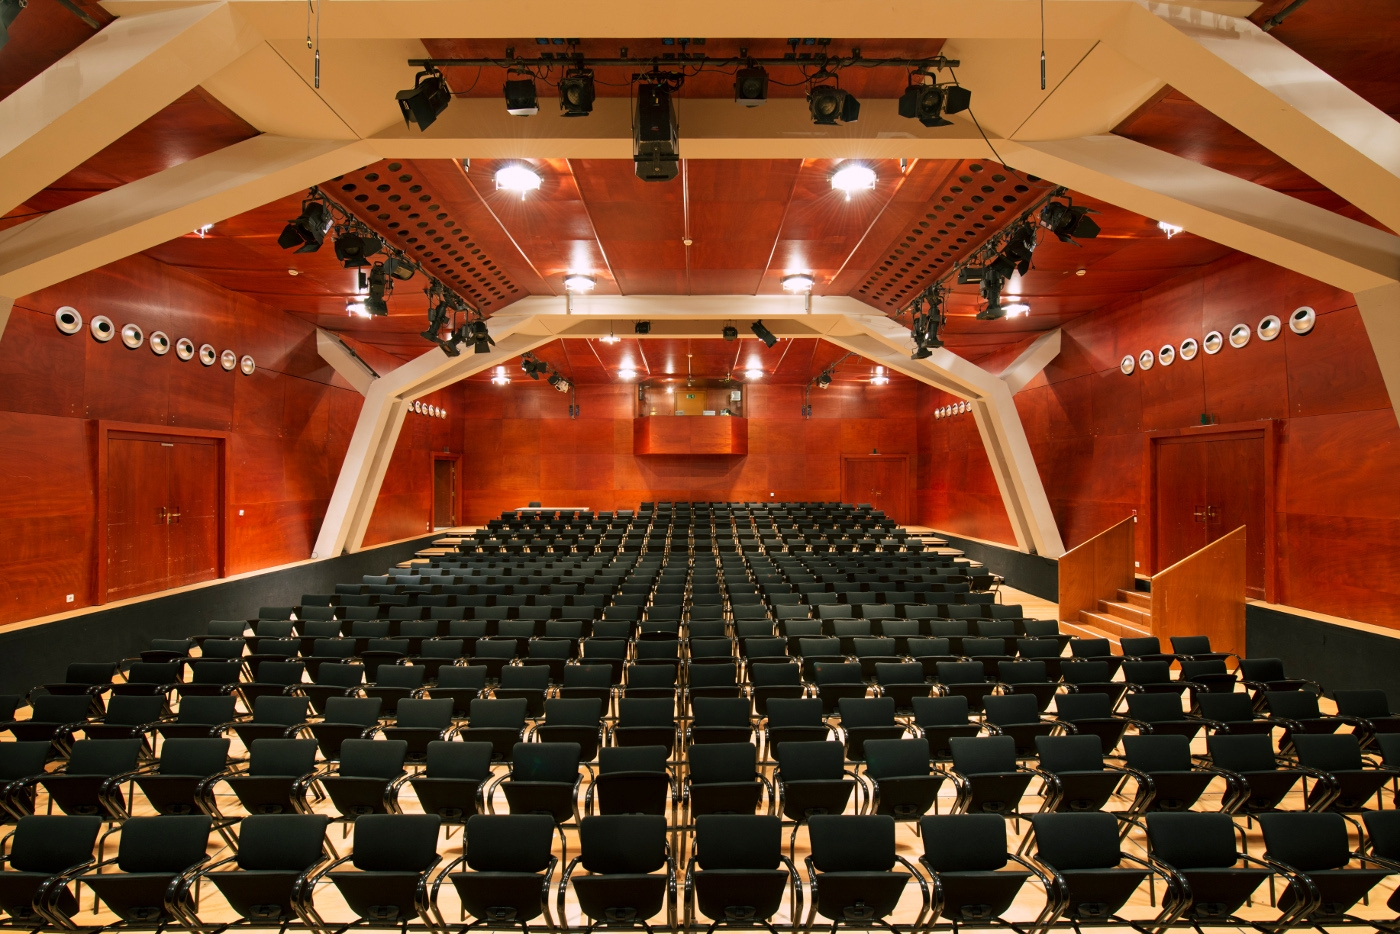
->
[496, 163, 542, 198]
[521, 355, 547, 380]
[363, 264, 392, 316]
[870, 366, 890, 386]
[564, 273, 596, 292]
[466, 319, 495, 354]
[808, 84, 860, 126]
[1157, 221, 1184, 239]
[745, 368, 764, 380]
[1003, 301, 1031, 318]
[548, 372, 572, 393]
[722, 326, 738, 341]
[396, 67, 452, 131]
[618, 368, 637, 381]
[1039, 197, 1100, 243]
[782, 273, 815, 293]
[816, 371, 833, 389]
[734, 65, 768, 106]
[277, 199, 333, 253]
[345, 302, 371, 319]
[503, 77, 539, 116]
[558, 68, 596, 116]
[830, 163, 876, 199]
[751, 320, 778, 348]
[896, 80, 971, 127]
[491, 366, 511, 386]
[333, 231, 384, 268]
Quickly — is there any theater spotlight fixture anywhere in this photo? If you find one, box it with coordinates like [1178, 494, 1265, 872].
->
[466, 319, 495, 354]
[396, 67, 452, 131]
[734, 66, 768, 106]
[558, 69, 596, 116]
[816, 371, 832, 389]
[830, 163, 876, 198]
[548, 372, 572, 393]
[503, 77, 539, 115]
[1039, 198, 1100, 243]
[1003, 301, 1031, 318]
[976, 267, 1010, 321]
[634, 321, 651, 335]
[750, 320, 778, 348]
[277, 199, 333, 253]
[634, 81, 680, 182]
[564, 274, 596, 292]
[808, 84, 860, 126]
[521, 355, 547, 380]
[0, 0, 24, 49]
[897, 81, 972, 127]
[333, 231, 384, 268]
[363, 264, 391, 316]
[782, 274, 815, 293]
[722, 326, 738, 342]
[495, 163, 541, 197]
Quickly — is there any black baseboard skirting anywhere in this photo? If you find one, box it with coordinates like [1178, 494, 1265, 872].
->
[1246, 604, 1400, 707]
[929, 531, 1059, 603]
[0, 534, 439, 696]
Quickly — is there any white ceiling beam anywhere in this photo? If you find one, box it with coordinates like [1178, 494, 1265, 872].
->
[998, 328, 1062, 394]
[0, 2, 262, 216]
[316, 328, 379, 394]
[1103, 2, 1400, 236]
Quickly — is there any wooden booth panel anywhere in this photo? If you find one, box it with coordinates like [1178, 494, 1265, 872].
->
[633, 417, 748, 456]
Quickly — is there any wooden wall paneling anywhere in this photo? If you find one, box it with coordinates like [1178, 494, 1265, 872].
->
[0, 306, 87, 418]
[1284, 305, 1391, 418]
[1057, 515, 1136, 623]
[1151, 525, 1247, 656]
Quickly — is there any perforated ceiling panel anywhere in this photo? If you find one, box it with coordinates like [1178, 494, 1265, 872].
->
[331, 163, 520, 311]
[856, 162, 1040, 312]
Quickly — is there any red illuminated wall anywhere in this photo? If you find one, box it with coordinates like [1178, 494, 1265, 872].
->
[918, 253, 1400, 627]
[0, 254, 462, 625]
[458, 378, 921, 520]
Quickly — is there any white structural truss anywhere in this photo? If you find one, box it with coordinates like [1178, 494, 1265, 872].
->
[312, 297, 1068, 559]
[0, 0, 1398, 555]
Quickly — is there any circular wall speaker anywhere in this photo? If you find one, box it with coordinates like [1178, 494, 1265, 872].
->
[1138, 349, 1155, 371]
[220, 350, 237, 371]
[1158, 344, 1175, 366]
[1258, 315, 1282, 341]
[1179, 338, 1198, 361]
[1203, 331, 1223, 355]
[120, 323, 144, 349]
[1120, 354, 1135, 375]
[240, 355, 255, 375]
[1228, 323, 1251, 348]
[1290, 306, 1316, 334]
[90, 315, 115, 342]
[199, 343, 217, 366]
[55, 307, 82, 334]
[176, 338, 195, 360]
[441, 409, 448, 419]
[149, 331, 170, 355]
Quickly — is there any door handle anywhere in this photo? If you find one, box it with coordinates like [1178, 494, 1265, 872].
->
[158, 506, 167, 524]
[169, 507, 181, 525]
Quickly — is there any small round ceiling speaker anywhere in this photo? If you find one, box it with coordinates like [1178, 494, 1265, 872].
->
[1158, 344, 1175, 366]
[220, 350, 237, 371]
[1258, 315, 1282, 341]
[175, 338, 195, 360]
[1228, 323, 1251, 348]
[1138, 349, 1154, 371]
[120, 323, 144, 349]
[1179, 338, 1198, 361]
[199, 343, 217, 366]
[1120, 354, 1135, 375]
[149, 331, 170, 355]
[1290, 305, 1316, 335]
[90, 315, 115, 342]
[240, 355, 255, 375]
[1203, 331, 1223, 355]
[55, 307, 82, 335]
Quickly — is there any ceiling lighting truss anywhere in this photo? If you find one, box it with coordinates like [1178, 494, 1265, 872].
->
[282, 188, 482, 352]
[803, 351, 857, 418]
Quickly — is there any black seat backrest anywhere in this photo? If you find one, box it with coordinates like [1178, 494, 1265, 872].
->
[177, 695, 238, 725]
[863, 738, 932, 780]
[248, 739, 319, 777]
[1207, 734, 1278, 773]
[1292, 734, 1365, 772]
[814, 662, 863, 685]
[468, 698, 529, 729]
[578, 815, 667, 874]
[509, 742, 581, 782]
[158, 739, 231, 777]
[837, 697, 897, 728]
[617, 698, 674, 727]
[251, 695, 311, 726]
[64, 739, 143, 777]
[1335, 690, 1393, 719]
[9, 815, 102, 873]
[64, 662, 118, 686]
[1122, 661, 1172, 685]
[1120, 636, 1162, 657]
[1125, 693, 1187, 722]
[543, 698, 604, 726]
[1069, 638, 1112, 659]
[1169, 636, 1213, 656]
[688, 743, 757, 785]
[776, 741, 845, 781]
[1053, 693, 1113, 721]
[436, 666, 489, 689]
[316, 662, 364, 687]
[911, 695, 971, 727]
[116, 815, 212, 873]
[751, 663, 801, 687]
[920, 813, 1009, 872]
[694, 815, 780, 870]
[764, 698, 824, 728]
[936, 661, 987, 685]
[499, 666, 549, 690]
[350, 815, 442, 872]
[982, 694, 1040, 726]
[0, 743, 52, 782]
[691, 697, 751, 728]
[1017, 639, 1061, 659]
[1257, 812, 1352, 871]
[808, 815, 895, 872]
[964, 638, 1008, 657]
[104, 694, 166, 726]
[1196, 693, 1256, 725]
[337, 739, 409, 779]
[322, 697, 383, 726]
[598, 746, 668, 775]
[1147, 813, 1239, 869]
[464, 814, 556, 872]
[1035, 735, 1104, 773]
[1239, 658, 1289, 683]
[424, 741, 493, 780]
[1265, 691, 1322, 720]
[1029, 812, 1122, 869]
[949, 736, 1017, 775]
[1062, 661, 1113, 685]
[236, 814, 330, 870]
[394, 698, 454, 729]
[1123, 734, 1193, 773]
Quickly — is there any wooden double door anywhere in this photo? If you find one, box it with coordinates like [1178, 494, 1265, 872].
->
[106, 436, 221, 602]
[1154, 431, 1268, 599]
[841, 456, 909, 524]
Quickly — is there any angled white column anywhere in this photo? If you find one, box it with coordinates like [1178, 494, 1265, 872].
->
[998, 329, 1061, 394]
[0, 135, 375, 339]
[0, 2, 262, 216]
[316, 329, 379, 395]
[1357, 283, 1400, 427]
[1103, 3, 1400, 235]
[314, 298, 1067, 558]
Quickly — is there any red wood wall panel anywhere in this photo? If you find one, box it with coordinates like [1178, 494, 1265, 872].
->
[0, 254, 462, 624]
[918, 253, 1400, 629]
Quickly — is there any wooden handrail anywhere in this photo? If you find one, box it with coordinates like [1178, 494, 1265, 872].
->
[1150, 525, 1246, 656]
[1057, 516, 1135, 624]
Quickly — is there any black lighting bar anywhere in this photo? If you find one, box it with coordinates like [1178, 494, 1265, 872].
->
[408, 53, 959, 71]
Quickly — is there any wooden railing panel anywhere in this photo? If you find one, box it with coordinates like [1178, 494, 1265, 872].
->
[1150, 525, 1247, 656]
[1057, 516, 1136, 623]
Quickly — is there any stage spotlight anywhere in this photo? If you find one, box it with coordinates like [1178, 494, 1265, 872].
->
[751, 320, 777, 348]
[468, 319, 495, 354]
[1040, 198, 1100, 243]
[504, 77, 539, 115]
[782, 273, 815, 293]
[396, 68, 452, 131]
[816, 371, 832, 389]
[830, 163, 876, 198]
[957, 265, 986, 285]
[898, 84, 952, 127]
[495, 163, 541, 197]
[277, 199, 332, 253]
[521, 356, 546, 380]
[333, 231, 383, 268]
[383, 256, 416, 281]
[808, 84, 860, 125]
[634, 321, 651, 335]
[734, 66, 768, 106]
[942, 85, 972, 114]
[364, 263, 391, 316]
[976, 269, 1009, 321]
[999, 223, 1037, 276]
[722, 326, 738, 341]
[559, 69, 596, 116]
[548, 372, 572, 393]
[0, 0, 23, 48]
[420, 295, 453, 345]
[634, 82, 680, 182]
[1003, 301, 1031, 318]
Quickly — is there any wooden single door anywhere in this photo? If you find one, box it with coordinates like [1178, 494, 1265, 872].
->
[1154, 434, 1266, 599]
[106, 436, 221, 601]
[433, 458, 457, 528]
[842, 456, 909, 524]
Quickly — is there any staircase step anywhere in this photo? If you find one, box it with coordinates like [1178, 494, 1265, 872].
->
[1098, 600, 1152, 628]
[1061, 618, 1120, 650]
[1078, 609, 1151, 641]
[1118, 589, 1151, 610]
